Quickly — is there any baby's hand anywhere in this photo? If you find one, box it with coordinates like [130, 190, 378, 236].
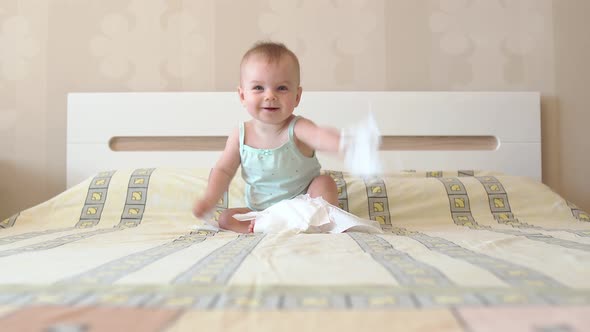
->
[248, 219, 256, 233]
[192, 198, 216, 219]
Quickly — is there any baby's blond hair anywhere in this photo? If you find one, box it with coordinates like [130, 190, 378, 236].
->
[240, 41, 300, 85]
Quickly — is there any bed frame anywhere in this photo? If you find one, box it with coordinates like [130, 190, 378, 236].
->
[66, 91, 541, 187]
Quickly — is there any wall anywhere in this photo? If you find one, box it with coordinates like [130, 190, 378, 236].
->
[1, 0, 588, 219]
[553, 0, 590, 214]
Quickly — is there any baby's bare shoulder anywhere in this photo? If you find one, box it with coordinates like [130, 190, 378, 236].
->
[294, 116, 317, 132]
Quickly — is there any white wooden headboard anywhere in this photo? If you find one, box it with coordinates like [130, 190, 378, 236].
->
[67, 91, 541, 187]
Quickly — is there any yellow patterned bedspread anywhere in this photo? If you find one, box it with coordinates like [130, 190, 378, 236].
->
[1, 168, 589, 331]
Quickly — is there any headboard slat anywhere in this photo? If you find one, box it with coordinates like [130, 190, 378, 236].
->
[108, 135, 498, 152]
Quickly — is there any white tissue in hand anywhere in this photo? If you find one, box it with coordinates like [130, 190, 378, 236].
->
[234, 194, 383, 234]
[340, 113, 382, 177]
[201, 210, 219, 228]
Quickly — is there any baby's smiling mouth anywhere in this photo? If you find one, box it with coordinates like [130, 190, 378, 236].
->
[263, 107, 280, 112]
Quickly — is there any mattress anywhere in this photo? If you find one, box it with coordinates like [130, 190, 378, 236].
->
[1, 168, 589, 331]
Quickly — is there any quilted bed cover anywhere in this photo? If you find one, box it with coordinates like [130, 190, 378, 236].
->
[1, 168, 589, 331]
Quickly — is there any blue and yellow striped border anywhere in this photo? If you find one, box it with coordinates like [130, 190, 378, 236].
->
[76, 171, 116, 228]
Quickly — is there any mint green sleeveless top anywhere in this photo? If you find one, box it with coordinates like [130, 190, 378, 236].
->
[240, 116, 321, 211]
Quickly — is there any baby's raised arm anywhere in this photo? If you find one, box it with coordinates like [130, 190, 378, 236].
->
[192, 127, 241, 218]
[293, 117, 341, 154]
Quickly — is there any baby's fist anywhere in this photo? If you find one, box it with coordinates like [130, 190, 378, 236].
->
[192, 199, 215, 219]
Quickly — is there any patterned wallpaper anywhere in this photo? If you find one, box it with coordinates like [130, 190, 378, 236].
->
[89, 0, 214, 90]
[428, 0, 551, 89]
[0, 0, 586, 218]
[0, 13, 38, 146]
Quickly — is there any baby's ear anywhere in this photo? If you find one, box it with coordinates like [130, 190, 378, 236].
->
[237, 86, 245, 105]
[295, 86, 303, 106]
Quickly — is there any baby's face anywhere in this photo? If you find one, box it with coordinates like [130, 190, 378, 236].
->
[239, 54, 302, 125]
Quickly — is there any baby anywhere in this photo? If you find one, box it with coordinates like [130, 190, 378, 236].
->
[193, 41, 341, 233]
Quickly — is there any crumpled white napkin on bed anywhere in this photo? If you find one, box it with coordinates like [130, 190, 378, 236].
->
[233, 194, 383, 234]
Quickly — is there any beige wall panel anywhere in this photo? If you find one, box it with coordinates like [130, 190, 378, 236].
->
[554, 0, 590, 211]
[216, 0, 386, 91]
[427, 0, 552, 90]
[385, 1, 433, 90]
[1, 0, 48, 219]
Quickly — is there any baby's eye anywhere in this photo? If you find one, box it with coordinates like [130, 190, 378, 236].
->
[277, 86, 288, 91]
[252, 85, 263, 91]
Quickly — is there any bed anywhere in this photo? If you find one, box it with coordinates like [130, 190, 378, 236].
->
[1, 92, 589, 331]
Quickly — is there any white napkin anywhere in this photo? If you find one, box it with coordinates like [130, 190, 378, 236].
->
[201, 210, 219, 228]
[340, 112, 382, 177]
[234, 194, 383, 234]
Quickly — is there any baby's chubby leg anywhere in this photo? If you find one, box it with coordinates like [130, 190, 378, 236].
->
[306, 174, 338, 206]
[218, 207, 253, 233]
